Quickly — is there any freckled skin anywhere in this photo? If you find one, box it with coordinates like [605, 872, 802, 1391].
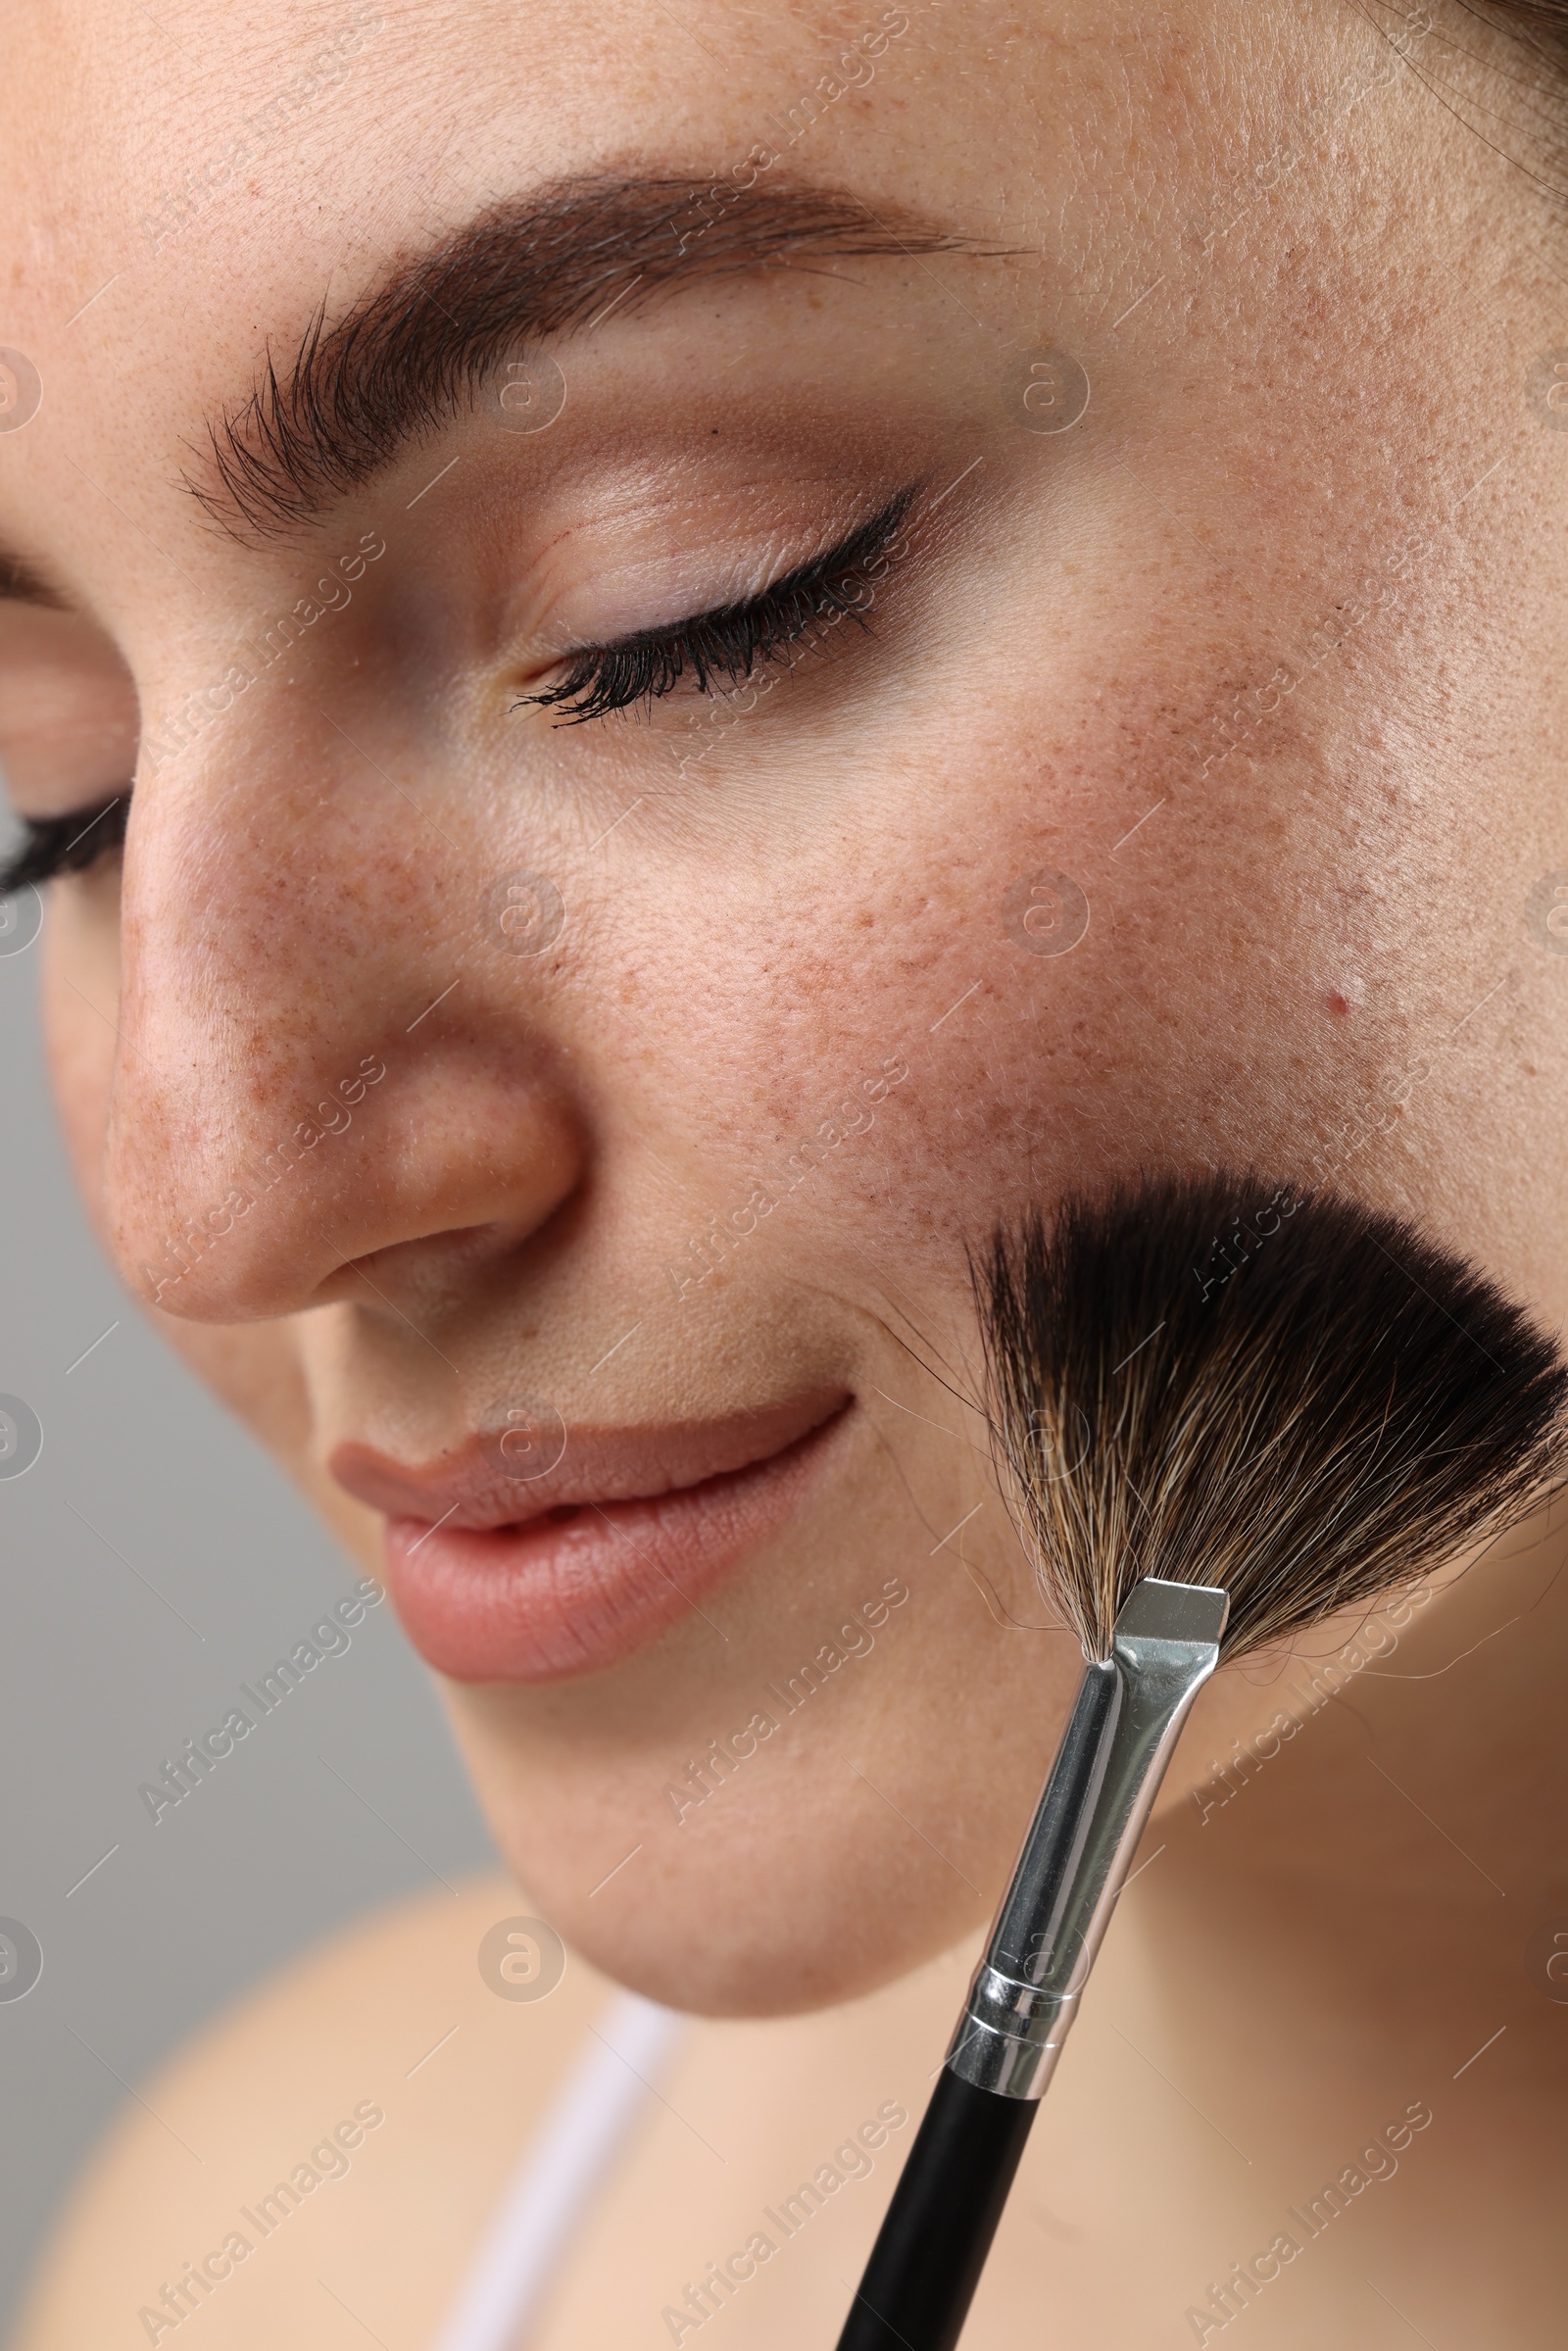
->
[9, 4, 1568, 2351]
[6, 19, 1568, 2330]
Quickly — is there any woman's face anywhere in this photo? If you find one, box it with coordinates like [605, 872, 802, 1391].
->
[4, 0, 1564, 2013]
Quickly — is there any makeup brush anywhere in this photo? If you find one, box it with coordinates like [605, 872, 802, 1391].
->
[837, 1170, 1567, 2351]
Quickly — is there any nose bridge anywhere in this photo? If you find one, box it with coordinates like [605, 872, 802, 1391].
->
[102, 719, 577, 1320]
[105, 736, 420, 1306]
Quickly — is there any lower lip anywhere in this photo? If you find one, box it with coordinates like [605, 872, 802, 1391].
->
[382, 1406, 850, 1682]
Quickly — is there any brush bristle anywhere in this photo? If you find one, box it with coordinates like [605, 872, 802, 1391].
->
[975, 1171, 1568, 1661]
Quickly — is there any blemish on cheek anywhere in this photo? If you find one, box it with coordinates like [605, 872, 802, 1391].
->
[1325, 976, 1366, 1018]
[1326, 992, 1351, 1017]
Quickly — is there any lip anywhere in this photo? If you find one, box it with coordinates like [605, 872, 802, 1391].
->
[329, 1390, 851, 1683]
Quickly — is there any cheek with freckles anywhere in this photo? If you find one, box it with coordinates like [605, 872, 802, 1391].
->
[652, 667, 1419, 1314]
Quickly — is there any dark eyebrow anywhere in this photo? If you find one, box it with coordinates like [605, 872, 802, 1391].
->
[190, 173, 993, 542]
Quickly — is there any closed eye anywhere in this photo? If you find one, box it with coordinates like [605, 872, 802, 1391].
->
[0, 794, 130, 895]
[514, 486, 918, 726]
[0, 493, 919, 883]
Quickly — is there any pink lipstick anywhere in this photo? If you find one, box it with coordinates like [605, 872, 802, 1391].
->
[329, 1391, 850, 1681]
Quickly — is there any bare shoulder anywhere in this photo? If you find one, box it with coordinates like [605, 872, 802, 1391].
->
[11, 1874, 612, 2351]
[12, 1878, 986, 2351]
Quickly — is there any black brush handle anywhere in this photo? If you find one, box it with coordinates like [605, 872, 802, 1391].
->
[835, 2067, 1037, 2351]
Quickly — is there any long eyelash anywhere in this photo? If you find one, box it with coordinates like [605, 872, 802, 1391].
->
[517, 487, 916, 726]
[0, 795, 130, 896]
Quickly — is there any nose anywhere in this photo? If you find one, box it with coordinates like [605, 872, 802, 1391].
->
[101, 710, 582, 1322]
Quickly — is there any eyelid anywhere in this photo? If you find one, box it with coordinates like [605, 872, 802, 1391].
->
[517, 486, 919, 726]
[578, 489, 915, 657]
[0, 601, 140, 809]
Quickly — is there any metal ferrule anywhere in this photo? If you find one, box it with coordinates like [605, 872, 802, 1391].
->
[945, 1577, 1229, 2100]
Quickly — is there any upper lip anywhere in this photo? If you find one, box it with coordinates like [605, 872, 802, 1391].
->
[327, 1388, 850, 1531]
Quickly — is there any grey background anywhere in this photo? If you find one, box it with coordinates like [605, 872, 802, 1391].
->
[0, 888, 495, 2338]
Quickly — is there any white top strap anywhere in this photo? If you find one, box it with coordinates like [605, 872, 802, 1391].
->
[431, 1989, 686, 2351]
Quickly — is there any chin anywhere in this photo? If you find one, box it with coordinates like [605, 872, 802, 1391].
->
[446, 1695, 994, 2017]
